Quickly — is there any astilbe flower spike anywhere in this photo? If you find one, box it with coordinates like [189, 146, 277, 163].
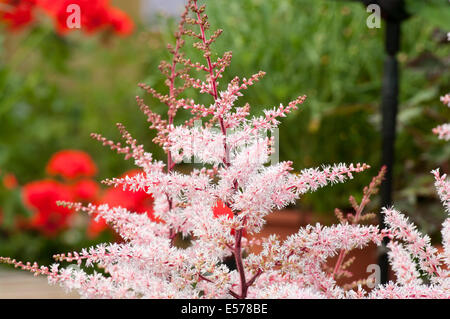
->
[327, 166, 386, 290]
[2, 0, 450, 299]
[369, 88, 450, 297]
[433, 93, 450, 141]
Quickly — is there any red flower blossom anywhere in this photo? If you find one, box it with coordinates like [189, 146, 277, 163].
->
[0, 0, 37, 30]
[2, 173, 18, 190]
[88, 170, 155, 237]
[72, 179, 99, 201]
[46, 150, 97, 180]
[1, 1, 134, 35]
[213, 200, 246, 237]
[213, 200, 234, 219]
[38, 0, 134, 35]
[101, 170, 155, 218]
[107, 7, 134, 36]
[22, 180, 74, 236]
[87, 212, 108, 238]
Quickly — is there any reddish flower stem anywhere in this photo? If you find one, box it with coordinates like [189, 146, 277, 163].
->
[233, 228, 247, 298]
[332, 202, 368, 279]
[332, 167, 386, 280]
[192, 0, 254, 298]
[166, 13, 186, 246]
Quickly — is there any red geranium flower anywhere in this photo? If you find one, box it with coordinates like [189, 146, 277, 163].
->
[72, 179, 99, 201]
[213, 200, 246, 237]
[22, 179, 74, 236]
[107, 7, 134, 36]
[46, 150, 97, 180]
[55, 0, 110, 34]
[88, 170, 155, 238]
[108, 8, 134, 36]
[1, 0, 134, 36]
[2, 173, 18, 190]
[87, 213, 108, 238]
[101, 170, 155, 218]
[0, 0, 37, 30]
[213, 200, 234, 219]
[38, 0, 134, 35]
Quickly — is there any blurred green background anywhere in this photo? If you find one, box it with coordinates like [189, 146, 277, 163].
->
[0, 0, 449, 263]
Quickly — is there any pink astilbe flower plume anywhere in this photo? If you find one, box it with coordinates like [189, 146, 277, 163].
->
[2, 0, 450, 299]
[433, 169, 450, 214]
[387, 241, 422, 286]
[432, 93, 450, 141]
[370, 86, 450, 298]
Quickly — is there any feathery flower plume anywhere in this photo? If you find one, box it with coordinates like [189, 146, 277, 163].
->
[433, 93, 450, 141]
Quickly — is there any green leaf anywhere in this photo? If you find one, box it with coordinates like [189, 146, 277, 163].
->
[406, 0, 450, 29]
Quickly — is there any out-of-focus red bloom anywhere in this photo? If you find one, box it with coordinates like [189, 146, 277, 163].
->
[88, 170, 155, 238]
[213, 200, 246, 237]
[72, 179, 99, 201]
[2, 173, 18, 189]
[35, 0, 60, 14]
[22, 180, 74, 236]
[1, 1, 134, 36]
[101, 170, 155, 219]
[46, 150, 97, 180]
[107, 7, 134, 36]
[87, 212, 108, 238]
[213, 200, 234, 219]
[52, 0, 109, 34]
[38, 0, 134, 35]
[0, 0, 37, 30]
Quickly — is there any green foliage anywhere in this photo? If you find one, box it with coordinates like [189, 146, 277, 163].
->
[406, 0, 450, 29]
[0, 25, 166, 182]
[0, 24, 159, 263]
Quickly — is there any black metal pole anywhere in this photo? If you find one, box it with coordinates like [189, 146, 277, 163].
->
[378, 20, 401, 285]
